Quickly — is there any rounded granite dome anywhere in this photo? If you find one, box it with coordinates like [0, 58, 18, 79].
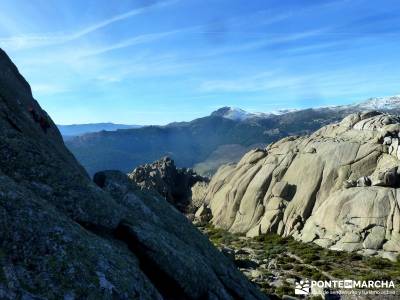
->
[201, 111, 400, 260]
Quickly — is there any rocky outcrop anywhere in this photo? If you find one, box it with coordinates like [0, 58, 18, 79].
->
[127, 157, 207, 212]
[202, 112, 400, 259]
[94, 171, 267, 299]
[0, 48, 266, 299]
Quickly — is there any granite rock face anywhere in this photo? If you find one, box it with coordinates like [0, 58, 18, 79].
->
[0, 48, 267, 299]
[202, 112, 400, 259]
[127, 157, 207, 212]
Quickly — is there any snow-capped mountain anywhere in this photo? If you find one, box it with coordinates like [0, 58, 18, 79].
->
[211, 95, 400, 123]
[210, 107, 271, 121]
[355, 95, 400, 111]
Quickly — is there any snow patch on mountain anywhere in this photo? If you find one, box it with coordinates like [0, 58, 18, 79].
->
[221, 107, 255, 121]
[356, 95, 400, 110]
[211, 106, 300, 121]
[211, 107, 271, 121]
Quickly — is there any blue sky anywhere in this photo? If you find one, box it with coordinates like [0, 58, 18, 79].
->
[1, 0, 400, 125]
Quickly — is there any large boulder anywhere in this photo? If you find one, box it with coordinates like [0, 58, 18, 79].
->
[0, 48, 267, 299]
[203, 111, 400, 258]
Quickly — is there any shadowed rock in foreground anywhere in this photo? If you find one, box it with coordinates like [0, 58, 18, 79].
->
[0, 49, 267, 299]
[201, 111, 400, 260]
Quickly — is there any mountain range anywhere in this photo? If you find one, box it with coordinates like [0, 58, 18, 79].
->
[57, 123, 141, 140]
[65, 96, 400, 177]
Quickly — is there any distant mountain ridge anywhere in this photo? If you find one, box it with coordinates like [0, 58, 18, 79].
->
[213, 95, 400, 121]
[65, 95, 400, 177]
[57, 122, 141, 138]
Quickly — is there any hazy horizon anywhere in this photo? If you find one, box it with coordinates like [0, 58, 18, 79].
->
[1, 0, 400, 125]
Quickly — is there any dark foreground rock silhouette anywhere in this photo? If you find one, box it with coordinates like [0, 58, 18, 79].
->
[0, 49, 267, 299]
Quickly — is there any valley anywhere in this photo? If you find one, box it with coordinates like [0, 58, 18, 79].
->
[65, 99, 400, 177]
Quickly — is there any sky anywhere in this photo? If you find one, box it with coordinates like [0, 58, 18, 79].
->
[1, 0, 400, 125]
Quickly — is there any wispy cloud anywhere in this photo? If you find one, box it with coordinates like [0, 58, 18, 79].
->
[0, 0, 178, 50]
[76, 27, 194, 58]
[2, 0, 399, 125]
[198, 62, 399, 99]
[198, 28, 328, 58]
[94, 53, 197, 80]
[283, 41, 345, 55]
[68, 0, 178, 39]
[31, 83, 69, 96]
[199, 71, 306, 93]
